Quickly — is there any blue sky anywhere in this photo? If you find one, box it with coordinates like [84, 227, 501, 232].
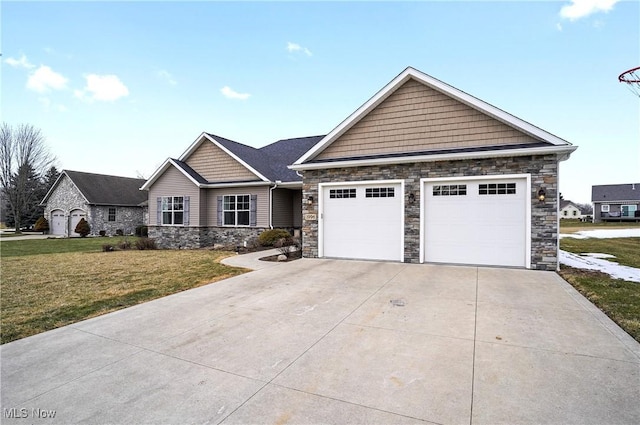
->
[2, 0, 638, 204]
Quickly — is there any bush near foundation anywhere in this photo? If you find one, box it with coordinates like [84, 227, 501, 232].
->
[74, 218, 90, 237]
[34, 216, 49, 233]
[258, 229, 291, 246]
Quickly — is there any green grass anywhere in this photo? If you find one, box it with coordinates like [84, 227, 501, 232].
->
[1, 238, 247, 344]
[0, 236, 133, 257]
[559, 219, 640, 233]
[559, 236, 640, 342]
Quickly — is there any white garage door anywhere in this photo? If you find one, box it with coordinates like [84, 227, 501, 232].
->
[51, 210, 65, 235]
[423, 177, 528, 267]
[321, 182, 403, 261]
[70, 209, 86, 236]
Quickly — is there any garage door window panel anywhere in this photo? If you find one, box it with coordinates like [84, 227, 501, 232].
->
[433, 184, 467, 196]
[329, 188, 356, 199]
[365, 187, 395, 198]
[479, 183, 516, 195]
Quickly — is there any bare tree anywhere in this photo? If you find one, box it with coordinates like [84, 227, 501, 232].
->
[0, 123, 56, 232]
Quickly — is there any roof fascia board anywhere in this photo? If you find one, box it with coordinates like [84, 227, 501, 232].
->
[201, 181, 272, 189]
[294, 67, 572, 165]
[140, 158, 203, 190]
[290, 145, 578, 171]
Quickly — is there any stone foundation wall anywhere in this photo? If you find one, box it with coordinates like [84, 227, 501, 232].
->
[301, 154, 559, 270]
[148, 226, 267, 249]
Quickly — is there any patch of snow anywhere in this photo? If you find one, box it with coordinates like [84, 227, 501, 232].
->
[560, 250, 640, 283]
[560, 229, 640, 239]
[581, 253, 616, 259]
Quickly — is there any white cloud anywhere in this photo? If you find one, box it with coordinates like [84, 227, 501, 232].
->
[221, 86, 250, 100]
[157, 69, 177, 85]
[286, 42, 312, 57]
[5, 54, 35, 69]
[559, 0, 619, 21]
[26, 65, 68, 93]
[75, 74, 129, 102]
[38, 97, 67, 112]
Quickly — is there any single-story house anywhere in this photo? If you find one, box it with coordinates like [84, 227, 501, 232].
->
[560, 200, 588, 220]
[41, 170, 148, 236]
[592, 183, 640, 222]
[140, 134, 322, 248]
[290, 67, 577, 270]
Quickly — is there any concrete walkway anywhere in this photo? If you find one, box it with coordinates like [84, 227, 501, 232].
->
[1, 260, 639, 424]
[221, 248, 287, 270]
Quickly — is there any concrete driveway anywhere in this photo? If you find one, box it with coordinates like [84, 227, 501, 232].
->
[2, 259, 639, 424]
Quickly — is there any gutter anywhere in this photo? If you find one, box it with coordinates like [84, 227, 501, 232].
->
[269, 180, 281, 229]
[289, 145, 578, 171]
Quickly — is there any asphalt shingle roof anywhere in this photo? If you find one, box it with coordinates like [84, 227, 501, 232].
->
[64, 171, 147, 206]
[206, 133, 324, 183]
[592, 183, 640, 202]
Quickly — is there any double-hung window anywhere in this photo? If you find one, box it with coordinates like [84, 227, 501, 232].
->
[108, 207, 116, 222]
[161, 196, 184, 225]
[223, 195, 250, 226]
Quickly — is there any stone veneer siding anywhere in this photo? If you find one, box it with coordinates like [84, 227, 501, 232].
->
[301, 154, 559, 270]
[149, 226, 266, 249]
[89, 206, 144, 236]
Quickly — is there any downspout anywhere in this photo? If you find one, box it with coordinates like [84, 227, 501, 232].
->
[269, 181, 281, 229]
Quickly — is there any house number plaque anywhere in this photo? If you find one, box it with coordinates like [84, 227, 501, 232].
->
[304, 214, 317, 221]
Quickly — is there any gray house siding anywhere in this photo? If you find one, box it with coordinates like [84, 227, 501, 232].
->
[301, 154, 559, 271]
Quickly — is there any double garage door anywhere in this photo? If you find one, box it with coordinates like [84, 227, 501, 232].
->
[319, 177, 529, 267]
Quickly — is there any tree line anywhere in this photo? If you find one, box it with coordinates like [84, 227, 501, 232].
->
[1, 123, 59, 232]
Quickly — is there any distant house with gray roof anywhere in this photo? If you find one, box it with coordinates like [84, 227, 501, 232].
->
[140, 132, 323, 248]
[41, 170, 147, 236]
[591, 183, 640, 222]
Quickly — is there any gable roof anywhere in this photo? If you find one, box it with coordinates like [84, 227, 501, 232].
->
[292, 67, 576, 169]
[592, 184, 640, 202]
[141, 133, 324, 190]
[42, 170, 147, 206]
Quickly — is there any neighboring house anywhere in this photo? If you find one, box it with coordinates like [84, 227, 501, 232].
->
[41, 170, 148, 236]
[291, 67, 577, 270]
[140, 134, 322, 248]
[560, 200, 586, 220]
[592, 183, 640, 222]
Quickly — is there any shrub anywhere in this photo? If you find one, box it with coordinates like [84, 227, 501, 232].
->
[102, 244, 115, 252]
[135, 225, 148, 237]
[135, 238, 157, 250]
[74, 218, 90, 237]
[115, 229, 124, 236]
[34, 216, 49, 233]
[258, 229, 291, 246]
[99, 230, 106, 237]
[274, 237, 301, 258]
[118, 239, 132, 250]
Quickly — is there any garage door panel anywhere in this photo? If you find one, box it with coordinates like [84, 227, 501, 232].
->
[322, 184, 402, 261]
[424, 178, 527, 267]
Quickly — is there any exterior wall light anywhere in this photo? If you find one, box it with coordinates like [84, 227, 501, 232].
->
[307, 195, 314, 205]
[408, 193, 416, 204]
[538, 188, 546, 203]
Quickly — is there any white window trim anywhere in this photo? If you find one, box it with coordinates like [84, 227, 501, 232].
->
[601, 204, 610, 213]
[161, 196, 184, 226]
[108, 207, 117, 222]
[420, 174, 532, 269]
[223, 194, 251, 227]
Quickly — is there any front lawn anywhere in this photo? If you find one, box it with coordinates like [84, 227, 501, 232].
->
[559, 236, 640, 342]
[0, 238, 247, 344]
[559, 219, 640, 234]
